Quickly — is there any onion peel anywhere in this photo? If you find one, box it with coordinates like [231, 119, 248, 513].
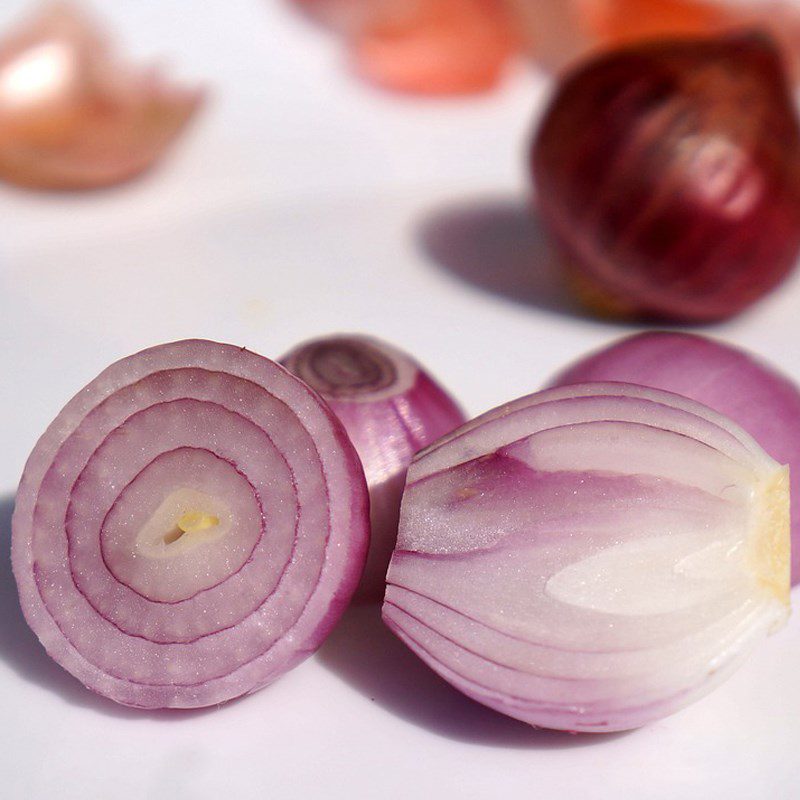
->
[0, 2, 204, 189]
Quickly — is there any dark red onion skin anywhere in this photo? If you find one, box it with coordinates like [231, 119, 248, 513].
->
[531, 33, 800, 322]
[549, 331, 800, 584]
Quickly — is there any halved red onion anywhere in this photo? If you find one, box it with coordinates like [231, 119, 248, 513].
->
[384, 382, 790, 732]
[550, 332, 800, 585]
[12, 340, 369, 709]
[282, 334, 465, 599]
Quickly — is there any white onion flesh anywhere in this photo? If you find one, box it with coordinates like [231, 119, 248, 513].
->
[549, 331, 800, 584]
[385, 382, 790, 732]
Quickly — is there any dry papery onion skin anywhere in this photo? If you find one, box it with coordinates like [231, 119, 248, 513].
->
[282, 334, 465, 600]
[550, 331, 800, 586]
[531, 32, 800, 322]
[12, 340, 369, 709]
[384, 382, 790, 732]
[0, 3, 203, 190]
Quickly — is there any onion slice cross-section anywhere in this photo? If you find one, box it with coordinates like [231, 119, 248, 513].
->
[12, 339, 369, 709]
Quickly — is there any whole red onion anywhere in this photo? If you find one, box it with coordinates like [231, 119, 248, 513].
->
[549, 331, 800, 585]
[282, 334, 465, 599]
[12, 340, 369, 708]
[531, 32, 800, 322]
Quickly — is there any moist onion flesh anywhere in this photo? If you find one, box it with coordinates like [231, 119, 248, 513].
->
[384, 382, 790, 732]
[282, 334, 464, 599]
[549, 331, 800, 585]
[12, 339, 369, 709]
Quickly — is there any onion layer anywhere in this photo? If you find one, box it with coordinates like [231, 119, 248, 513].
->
[282, 334, 464, 599]
[384, 382, 790, 732]
[12, 340, 369, 709]
[549, 331, 800, 585]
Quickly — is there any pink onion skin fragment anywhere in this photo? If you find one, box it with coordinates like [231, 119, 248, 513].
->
[384, 382, 790, 732]
[12, 340, 369, 709]
[281, 334, 465, 600]
[549, 332, 800, 585]
[0, 3, 204, 190]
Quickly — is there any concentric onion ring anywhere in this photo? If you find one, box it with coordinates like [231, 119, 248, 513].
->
[12, 340, 369, 709]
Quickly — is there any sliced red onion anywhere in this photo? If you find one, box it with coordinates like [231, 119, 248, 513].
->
[281, 334, 465, 599]
[384, 382, 790, 732]
[12, 340, 369, 709]
[550, 332, 800, 585]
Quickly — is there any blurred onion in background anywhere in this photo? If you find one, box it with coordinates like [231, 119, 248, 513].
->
[294, 0, 800, 94]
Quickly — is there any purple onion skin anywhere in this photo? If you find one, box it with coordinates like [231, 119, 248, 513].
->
[281, 335, 465, 600]
[550, 331, 800, 584]
[12, 340, 370, 709]
[531, 33, 800, 322]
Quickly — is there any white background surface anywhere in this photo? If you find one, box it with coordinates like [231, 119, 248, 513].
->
[0, 1, 798, 798]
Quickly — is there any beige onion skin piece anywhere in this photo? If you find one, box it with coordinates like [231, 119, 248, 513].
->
[0, 3, 204, 190]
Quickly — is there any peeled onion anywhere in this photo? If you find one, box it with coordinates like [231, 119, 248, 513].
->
[12, 340, 369, 709]
[384, 382, 790, 731]
[282, 334, 464, 599]
[549, 331, 800, 585]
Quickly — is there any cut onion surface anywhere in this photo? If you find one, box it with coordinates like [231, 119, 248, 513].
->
[282, 334, 465, 599]
[549, 331, 800, 585]
[384, 382, 790, 732]
[12, 340, 369, 709]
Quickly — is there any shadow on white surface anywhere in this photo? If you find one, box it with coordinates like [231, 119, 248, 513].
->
[317, 603, 628, 748]
[417, 196, 707, 330]
[417, 197, 583, 319]
[0, 494, 226, 721]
